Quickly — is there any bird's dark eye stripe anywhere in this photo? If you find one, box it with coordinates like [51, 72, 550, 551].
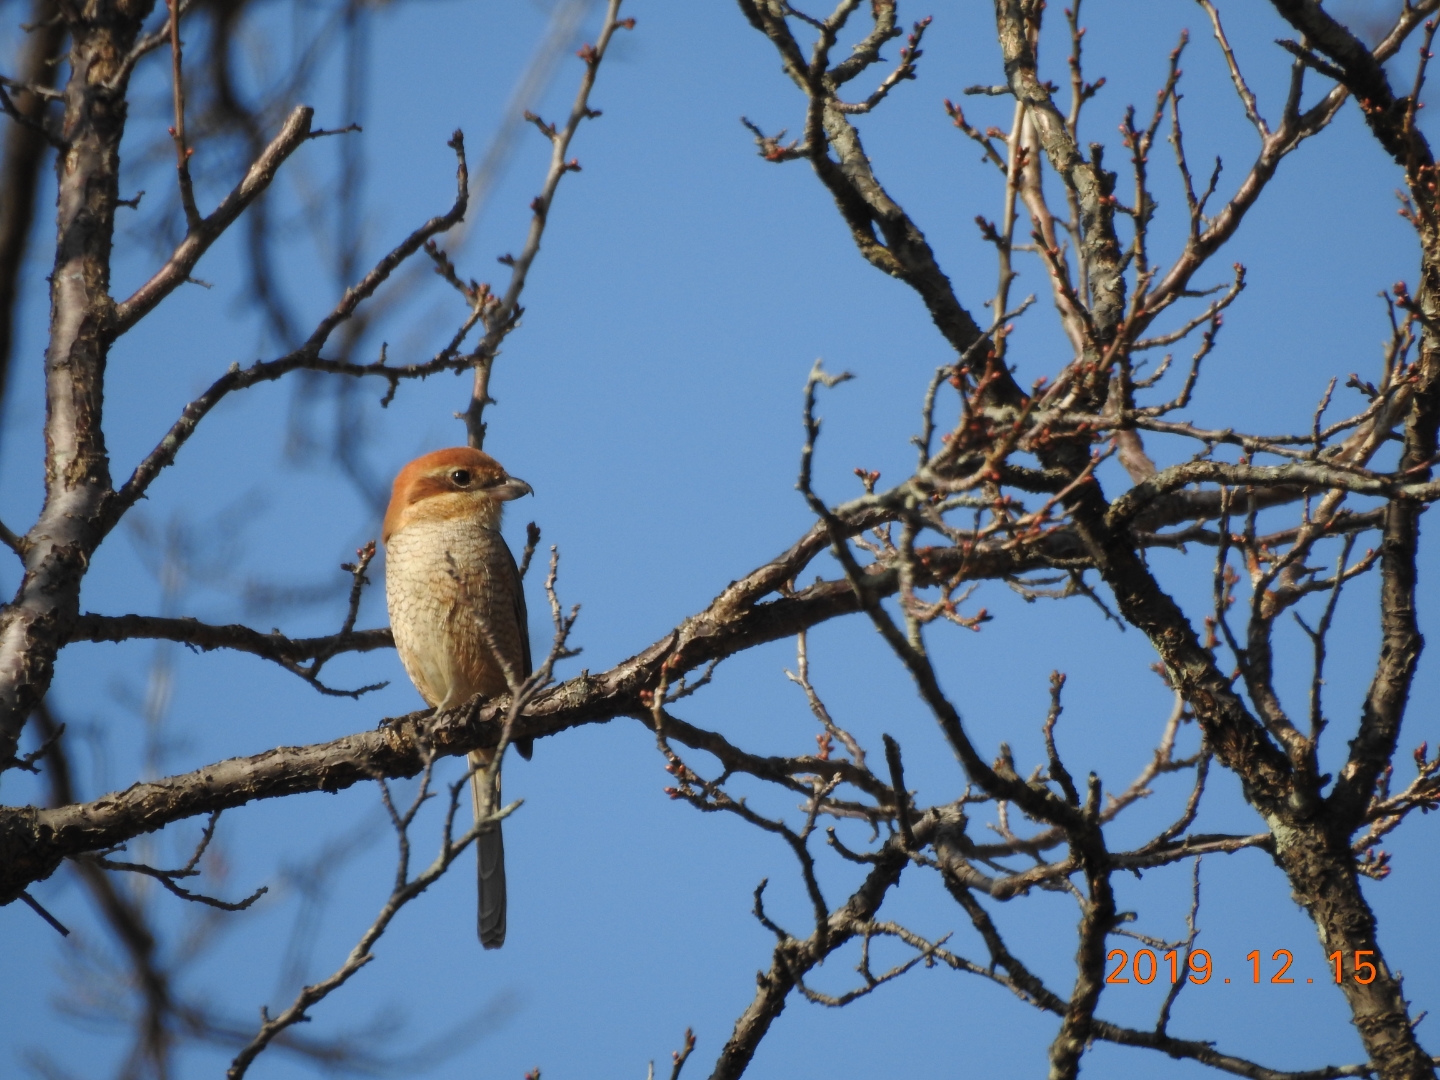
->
[450, 469, 472, 486]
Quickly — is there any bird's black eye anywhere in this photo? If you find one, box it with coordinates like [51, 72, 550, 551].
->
[450, 469, 472, 487]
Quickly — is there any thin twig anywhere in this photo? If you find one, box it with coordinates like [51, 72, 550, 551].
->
[463, 0, 632, 448]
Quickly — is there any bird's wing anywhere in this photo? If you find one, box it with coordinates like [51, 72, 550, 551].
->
[501, 533, 532, 679]
[500, 533, 535, 761]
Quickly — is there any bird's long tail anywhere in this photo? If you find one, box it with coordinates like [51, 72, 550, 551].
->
[469, 750, 506, 949]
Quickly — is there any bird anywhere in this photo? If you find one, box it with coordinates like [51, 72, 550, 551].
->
[382, 446, 534, 949]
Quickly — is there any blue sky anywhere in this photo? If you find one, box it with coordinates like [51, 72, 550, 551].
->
[2, 1, 1437, 1077]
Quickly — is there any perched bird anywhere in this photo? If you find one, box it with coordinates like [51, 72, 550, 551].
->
[382, 447, 534, 949]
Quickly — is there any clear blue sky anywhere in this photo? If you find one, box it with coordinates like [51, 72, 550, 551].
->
[2, 1, 1436, 1077]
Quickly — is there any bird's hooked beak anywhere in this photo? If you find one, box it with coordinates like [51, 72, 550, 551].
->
[494, 476, 534, 502]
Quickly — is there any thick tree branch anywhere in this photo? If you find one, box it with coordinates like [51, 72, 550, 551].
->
[0, 0, 152, 771]
[0, 0, 63, 442]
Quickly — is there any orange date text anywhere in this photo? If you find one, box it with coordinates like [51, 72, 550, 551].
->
[1103, 949, 1380, 985]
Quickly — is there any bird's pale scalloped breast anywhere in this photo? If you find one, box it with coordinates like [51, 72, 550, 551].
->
[385, 513, 522, 712]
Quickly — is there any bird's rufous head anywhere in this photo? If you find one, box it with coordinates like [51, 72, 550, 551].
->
[382, 447, 533, 544]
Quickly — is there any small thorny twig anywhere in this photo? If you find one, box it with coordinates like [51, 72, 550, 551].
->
[80, 811, 268, 912]
[225, 740, 517, 1080]
[286, 541, 389, 697]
